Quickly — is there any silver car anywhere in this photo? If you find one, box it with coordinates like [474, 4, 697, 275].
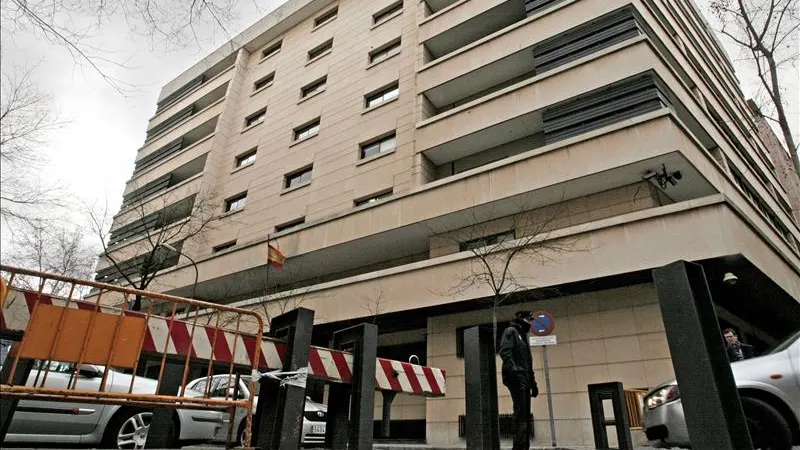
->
[643, 329, 800, 449]
[3, 360, 223, 448]
[187, 374, 328, 446]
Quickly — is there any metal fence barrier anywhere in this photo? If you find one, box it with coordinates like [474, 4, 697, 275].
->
[0, 265, 264, 447]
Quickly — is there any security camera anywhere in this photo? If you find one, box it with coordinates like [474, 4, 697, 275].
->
[643, 171, 657, 181]
[723, 272, 738, 286]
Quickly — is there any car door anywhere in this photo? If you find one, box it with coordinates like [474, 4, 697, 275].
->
[788, 336, 800, 416]
[7, 361, 108, 437]
[205, 376, 249, 442]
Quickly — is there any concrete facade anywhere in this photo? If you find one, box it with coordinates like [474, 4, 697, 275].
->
[98, 0, 800, 446]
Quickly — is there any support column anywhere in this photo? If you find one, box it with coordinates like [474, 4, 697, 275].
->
[463, 326, 499, 450]
[252, 308, 315, 450]
[324, 323, 377, 450]
[144, 361, 183, 448]
[653, 260, 753, 450]
[381, 391, 397, 438]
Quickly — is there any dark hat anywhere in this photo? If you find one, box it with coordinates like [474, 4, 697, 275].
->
[514, 310, 532, 320]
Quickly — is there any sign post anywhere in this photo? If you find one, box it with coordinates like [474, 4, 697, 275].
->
[529, 311, 557, 447]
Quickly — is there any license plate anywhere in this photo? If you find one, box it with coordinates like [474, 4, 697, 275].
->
[311, 424, 326, 434]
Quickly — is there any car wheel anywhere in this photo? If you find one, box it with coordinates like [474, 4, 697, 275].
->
[103, 410, 153, 449]
[741, 397, 792, 450]
[236, 421, 246, 447]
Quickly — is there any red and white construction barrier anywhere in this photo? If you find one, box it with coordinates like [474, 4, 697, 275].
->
[1, 289, 446, 397]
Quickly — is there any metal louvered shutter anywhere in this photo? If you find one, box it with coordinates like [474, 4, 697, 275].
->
[134, 139, 184, 173]
[533, 8, 641, 73]
[542, 73, 670, 143]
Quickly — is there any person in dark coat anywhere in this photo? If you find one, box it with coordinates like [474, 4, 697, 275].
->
[499, 311, 539, 450]
[723, 328, 754, 362]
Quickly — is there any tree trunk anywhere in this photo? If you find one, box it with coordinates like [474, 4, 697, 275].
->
[764, 49, 800, 177]
[492, 301, 498, 353]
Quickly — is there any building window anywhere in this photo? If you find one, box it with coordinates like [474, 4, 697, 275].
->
[275, 217, 305, 232]
[308, 39, 334, 61]
[294, 118, 320, 141]
[355, 190, 392, 206]
[262, 40, 282, 59]
[460, 230, 515, 252]
[213, 240, 237, 253]
[245, 108, 266, 128]
[369, 38, 400, 64]
[235, 149, 257, 168]
[360, 133, 396, 159]
[254, 72, 275, 91]
[301, 76, 327, 98]
[314, 7, 338, 28]
[225, 192, 247, 213]
[373, 1, 403, 25]
[365, 82, 399, 108]
[284, 166, 313, 189]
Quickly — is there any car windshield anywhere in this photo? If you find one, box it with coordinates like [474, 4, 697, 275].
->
[764, 329, 800, 355]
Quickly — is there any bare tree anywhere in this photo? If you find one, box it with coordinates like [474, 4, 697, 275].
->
[0, 65, 65, 226]
[709, 0, 800, 175]
[1, 0, 239, 91]
[429, 203, 576, 349]
[3, 218, 98, 296]
[87, 187, 219, 310]
[360, 286, 388, 324]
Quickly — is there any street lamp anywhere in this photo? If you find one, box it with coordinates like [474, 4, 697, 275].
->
[161, 243, 199, 299]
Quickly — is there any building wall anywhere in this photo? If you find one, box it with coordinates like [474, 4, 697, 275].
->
[747, 100, 800, 224]
[426, 283, 673, 447]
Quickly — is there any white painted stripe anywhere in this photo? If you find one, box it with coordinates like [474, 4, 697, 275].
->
[318, 349, 339, 379]
[261, 341, 282, 370]
[375, 361, 391, 390]
[191, 326, 213, 360]
[413, 365, 431, 393]
[390, 360, 412, 393]
[433, 369, 446, 395]
[166, 329, 177, 355]
[2, 291, 31, 332]
[231, 333, 253, 365]
[147, 317, 170, 353]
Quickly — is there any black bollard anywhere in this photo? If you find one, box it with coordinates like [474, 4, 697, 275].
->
[652, 260, 753, 450]
[463, 326, 499, 450]
[251, 308, 314, 450]
[324, 323, 377, 450]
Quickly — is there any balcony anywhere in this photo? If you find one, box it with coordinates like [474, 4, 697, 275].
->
[422, 5, 643, 117]
[421, 0, 526, 61]
[154, 53, 236, 116]
[417, 0, 629, 95]
[96, 240, 184, 284]
[109, 193, 199, 248]
[417, 41, 667, 171]
[139, 99, 224, 160]
[133, 117, 217, 175]
[420, 0, 576, 62]
[121, 154, 207, 208]
[145, 82, 227, 143]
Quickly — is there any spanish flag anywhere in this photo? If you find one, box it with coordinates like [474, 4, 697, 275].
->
[267, 244, 286, 269]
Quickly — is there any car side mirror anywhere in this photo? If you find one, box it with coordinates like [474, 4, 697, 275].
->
[77, 365, 101, 378]
[226, 387, 244, 399]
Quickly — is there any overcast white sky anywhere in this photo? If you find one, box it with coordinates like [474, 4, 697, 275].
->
[0, 0, 797, 250]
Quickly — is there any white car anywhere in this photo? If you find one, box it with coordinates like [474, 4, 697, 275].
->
[187, 373, 327, 446]
[642, 329, 800, 449]
[3, 360, 223, 448]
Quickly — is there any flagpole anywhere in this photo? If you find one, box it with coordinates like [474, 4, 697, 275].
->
[265, 234, 271, 302]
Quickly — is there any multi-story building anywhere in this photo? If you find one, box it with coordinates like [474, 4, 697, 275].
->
[96, 0, 800, 445]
